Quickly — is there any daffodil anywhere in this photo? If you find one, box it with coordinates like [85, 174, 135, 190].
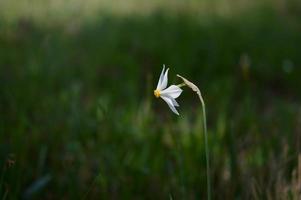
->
[154, 65, 183, 115]
[153, 68, 211, 199]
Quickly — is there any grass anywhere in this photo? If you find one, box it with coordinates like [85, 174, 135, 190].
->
[1, 0, 301, 199]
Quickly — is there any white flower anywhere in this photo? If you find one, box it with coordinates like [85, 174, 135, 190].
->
[154, 65, 183, 115]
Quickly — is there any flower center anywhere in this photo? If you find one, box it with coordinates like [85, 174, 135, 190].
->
[154, 89, 161, 98]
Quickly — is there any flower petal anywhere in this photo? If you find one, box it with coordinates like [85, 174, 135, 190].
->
[160, 85, 183, 99]
[159, 67, 169, 90]
[161, 94, 180, 107]
[161, 96, 180, 115]
[170, 98, 179, 107]
[156, 65, 165, 90]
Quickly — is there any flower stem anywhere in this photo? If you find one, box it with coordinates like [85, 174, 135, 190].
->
[198, 94, 211, 200]
[176, 74, 211, 200]
[177, 83, 186, 88]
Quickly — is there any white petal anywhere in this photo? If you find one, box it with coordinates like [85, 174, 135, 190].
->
[161, 94, 179, 106]
[161, 96, 180, 115]
[160, 85, 183, 99]
[158, 67, 169, 90]
[156, 65, 165, 90]
[170, 98, 179, 107]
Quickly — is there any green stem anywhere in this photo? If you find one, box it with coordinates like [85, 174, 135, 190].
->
[177, 83, 186, 88]
[176, 74, 211, 199]
[198, 94, 211, 200]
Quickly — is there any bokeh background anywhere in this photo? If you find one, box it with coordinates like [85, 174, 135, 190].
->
[1, 0, 301, 199]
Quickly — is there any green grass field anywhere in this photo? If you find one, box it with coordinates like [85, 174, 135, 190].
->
[1, 0, 301, 199]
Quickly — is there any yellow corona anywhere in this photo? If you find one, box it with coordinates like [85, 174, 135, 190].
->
[154, 89, 160, 98]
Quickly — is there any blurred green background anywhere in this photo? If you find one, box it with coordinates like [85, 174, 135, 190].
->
[1, 0, 301, 199]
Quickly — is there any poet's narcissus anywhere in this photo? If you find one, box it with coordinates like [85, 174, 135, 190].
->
[154, 65, 183, 115]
